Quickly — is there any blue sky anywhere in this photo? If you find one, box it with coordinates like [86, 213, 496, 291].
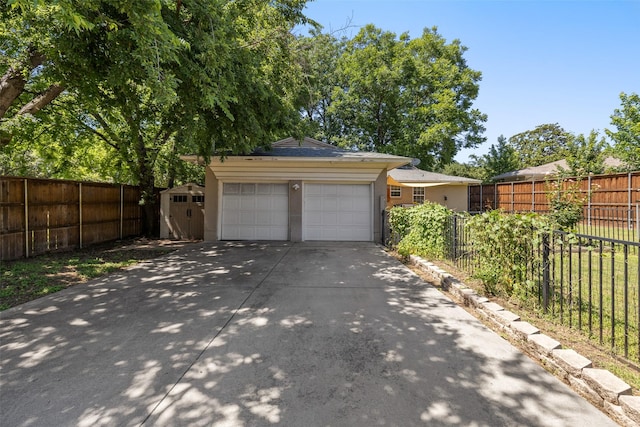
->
[297, 0, 640, 163]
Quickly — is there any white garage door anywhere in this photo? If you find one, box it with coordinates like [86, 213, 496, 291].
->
[303, 183, 372, 241]
[221, 183, 288, 240]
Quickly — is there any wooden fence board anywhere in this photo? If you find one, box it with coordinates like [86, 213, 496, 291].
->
[469, 171, 639, 213]
[468, 171, 640, 237]
[1, 176, 152, 260]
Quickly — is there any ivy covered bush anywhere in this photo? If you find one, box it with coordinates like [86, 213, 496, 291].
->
[389, 204, 558, 301]
[388, 202, 453, 259]
[466, 210, 551, 297]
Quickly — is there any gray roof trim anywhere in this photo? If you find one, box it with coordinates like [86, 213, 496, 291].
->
[388, 166, 481, 184]
[491, 157, 624, 181]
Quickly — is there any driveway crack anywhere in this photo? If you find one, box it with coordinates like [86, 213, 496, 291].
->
[140, 244, 293, 425]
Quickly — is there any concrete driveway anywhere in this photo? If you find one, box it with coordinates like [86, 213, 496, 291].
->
[1, 242, 615, 426]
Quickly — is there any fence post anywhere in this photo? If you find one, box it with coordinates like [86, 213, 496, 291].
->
[587, 175, 592, 227]
[542, 232, 551, 313]
[628, 172, 632, 230]
[24, 178, 29, 258]
[636, 203, 639, 242]
[452, 214, 458, 260]
[531, 181, 535, 212]
[120, 185, 124, 240]
[79, 182, 83, 249]
[511, 182, 514, 212]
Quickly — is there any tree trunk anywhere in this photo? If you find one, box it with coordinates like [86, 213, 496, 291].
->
[0, 49, 45, 118]
[136, 140, 159, 237]
[0, 68, 28, 118]
[167, 140, 178, 189]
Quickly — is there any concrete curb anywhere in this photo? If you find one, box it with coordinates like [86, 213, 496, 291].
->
[409, 255, 640, 427]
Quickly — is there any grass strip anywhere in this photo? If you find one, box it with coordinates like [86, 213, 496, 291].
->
[1, 240, 176, 311]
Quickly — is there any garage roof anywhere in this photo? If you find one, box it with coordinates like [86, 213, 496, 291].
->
[253, 137, 406, 161]
[388, 165, 481, 187]
[181, 137, 411, 171]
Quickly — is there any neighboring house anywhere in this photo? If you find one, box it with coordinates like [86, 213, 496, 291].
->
[181, 137, 409, 242]
[387, 165, 481, 211]
[492, 157, 623, 182]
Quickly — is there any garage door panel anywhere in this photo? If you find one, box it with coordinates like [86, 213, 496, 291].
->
[240, 198, 256, 210]
[305, 198, 322, 211]
[221, 183, 288, 240]
[303, 184, 371, 241]
[238, 212, 255, 225]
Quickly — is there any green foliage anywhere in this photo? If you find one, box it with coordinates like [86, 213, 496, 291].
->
[561, 130, 609, 177]
[294, 29, 345, 142]
[466, 210, 550, 297]
[508, 123, 572, 167]
[440, 161, 485, 181]
[545, 179, 588, 231]
[390, 202, 453, 259]
[2, 0, 310, 234]
[304, 24, 486, 168]
[388, 205, 413, 242]
[606, 92, 640, 171]
[471, 135, 521, 182]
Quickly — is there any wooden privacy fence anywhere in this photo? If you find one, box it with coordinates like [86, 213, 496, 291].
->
[0, 176, 143, 261]
[468, 171, 640, 236]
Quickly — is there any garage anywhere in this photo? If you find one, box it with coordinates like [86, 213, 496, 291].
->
[183, 137, 410, 243]
[220, 183, 288, 240]
[303, 183, 372, 241]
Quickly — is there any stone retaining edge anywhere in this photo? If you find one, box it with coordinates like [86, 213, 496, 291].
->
[409, 255, 640, 427]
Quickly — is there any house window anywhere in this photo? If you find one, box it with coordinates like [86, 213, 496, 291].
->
[413, 187, 425, 204]
[192, 195, 204, 203]
[172, 195, 187, 203]
[390, 186, 402, 198]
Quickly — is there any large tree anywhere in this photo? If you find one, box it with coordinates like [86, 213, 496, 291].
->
[327, 25, 486, 169]
[561, 130, 609, 177]
[470, 135, 520, 182]
[606, 92, 640, 171]
[507, 123, 572, 167]
[295, 29, 345, 142]
[1, 0, 310, 234]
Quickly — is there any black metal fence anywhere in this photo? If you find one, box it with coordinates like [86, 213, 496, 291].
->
[444, 214, 640, 362]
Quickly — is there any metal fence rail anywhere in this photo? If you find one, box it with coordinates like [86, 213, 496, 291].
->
[444, 214, 640, 362]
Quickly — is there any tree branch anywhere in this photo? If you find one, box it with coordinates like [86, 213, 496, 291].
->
[17, 84, 65, 115]
[90, 112, 123, 151]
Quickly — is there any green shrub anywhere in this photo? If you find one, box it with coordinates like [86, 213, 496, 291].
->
[388, 205, 413, 243]
[466, 210, 551, 297]
[391, 202, 453, 259]
[546, 179, 588, 231]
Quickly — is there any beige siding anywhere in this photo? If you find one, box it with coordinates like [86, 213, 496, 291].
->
[424, 185, 468, 212]
[204, 167, 219, 240]
[386, 184, 470, 211]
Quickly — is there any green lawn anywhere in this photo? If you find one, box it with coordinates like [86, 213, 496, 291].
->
[576, 222, 639, 244]
[539, 240, 640, 361]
